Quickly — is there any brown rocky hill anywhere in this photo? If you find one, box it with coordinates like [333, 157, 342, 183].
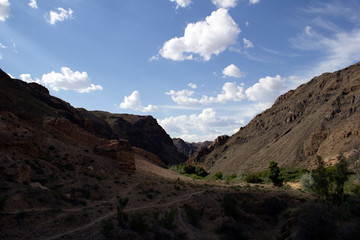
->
[90, 111, 186, 165]
[173, 138, 212, 157]
[189, 62, 360, 174]
[0, 69, 185, 167]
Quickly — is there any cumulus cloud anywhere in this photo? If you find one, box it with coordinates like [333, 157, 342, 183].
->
[222, 64, 245, 78]
[28, 0, 37, 9]
[117, 91, 158, 112]
[245, 75, 286, 104]
[159, 8, 240, 61]
[166, 81, 245, 106]
[41, 67, 102, 93]
[20, 73, 41, 84]
[0, 42, 5, 48]
[170, 0, 192, 9]
[158, 108, 243, 142]
[243, 38, 254, 48]
[46, 8, 73, 25]
[249, 0, 260, 4]
[212, 0, 238, 8]
[0, 0, 10, 22]
[188, 83, 197, 89]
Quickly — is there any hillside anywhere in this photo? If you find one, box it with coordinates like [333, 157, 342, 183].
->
[91, 111, 186, 165]
[173, 138, 212, 157]
[189, 62, 360, 173]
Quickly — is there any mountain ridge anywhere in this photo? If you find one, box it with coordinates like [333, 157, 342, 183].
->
[188, 62, 360, 173]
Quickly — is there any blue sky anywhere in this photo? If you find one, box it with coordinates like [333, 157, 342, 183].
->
[1, 0, 360, 142]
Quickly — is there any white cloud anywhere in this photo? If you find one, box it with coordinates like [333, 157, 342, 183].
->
[245, 75, 286, 104]
[243, 38, 254, 48]
[290, 26, 360, 87]
[170, 0, 192, 9]
[46, 8, 73, 25]
[249, 0, 260, 4]
[222, 64, 245, 78]
[149, 55, 159, 61]
[188, 83, 197, 89]
[158, 108, 243, 142]
[28, 0, 37, 9]
[20, 73, 41, 84]
[159, 8, 241, 61]
[117, 91, 158, 112]
[0, 0, 10, 22]
[212, 0, 238, 9]
[0, 42, 6, 48]
[41, 67, 102, 93]
[166, 81, 245, 106]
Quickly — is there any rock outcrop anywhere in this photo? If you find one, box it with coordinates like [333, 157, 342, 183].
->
[91, 111, 186, 165]
[173, 138, 212, 157]
[191, 62, 360, 173]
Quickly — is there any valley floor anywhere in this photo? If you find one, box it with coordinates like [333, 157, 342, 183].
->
[0, 154, 325, 240]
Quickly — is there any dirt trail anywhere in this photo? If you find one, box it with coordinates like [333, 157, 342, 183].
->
[0, 183, 138, 215]
[44, 190, 204, 240]
[43, 155, 206, 239]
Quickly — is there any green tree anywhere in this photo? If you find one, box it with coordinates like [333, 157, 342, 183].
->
[330, 155, 349, 204]
[311, 156, 330, 198]
[269, 161, 283, 186]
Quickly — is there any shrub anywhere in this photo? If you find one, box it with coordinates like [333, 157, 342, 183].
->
[160, 209, 176, 230]
[269, 161, 283, 186]
[263, 197, 288, 216]
[100, 220, 115, 238]
[216, 221, 247, 240]
[214, 171, 223, 180]
[311, 156, 330, 198]
[222, 195, 239, 220]
[184, 204, 201, 227]
[295, 202, 337, 240]
[129, 213, 148, 234]
[244, 173, 263, 184]
[300, 172, 314, 191]
[329, 154, 349, 204]
[117, 197, 129, 227]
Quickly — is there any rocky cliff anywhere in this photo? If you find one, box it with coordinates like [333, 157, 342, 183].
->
[191, 62, 360, 173]
[173, 138, 212, 157]
[90, 111, 187, 165]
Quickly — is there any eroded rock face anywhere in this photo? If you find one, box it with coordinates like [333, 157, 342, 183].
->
[91, 112, 187, 165]
[93, 140, 135, 174]
[192, 62, 360, 173]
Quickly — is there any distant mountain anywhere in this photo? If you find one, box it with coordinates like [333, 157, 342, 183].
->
[173, 138, 212, 157]
[189, 62, 360, 173]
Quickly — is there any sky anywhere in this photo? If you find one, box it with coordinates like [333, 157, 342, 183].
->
[1, 0, 360, 142]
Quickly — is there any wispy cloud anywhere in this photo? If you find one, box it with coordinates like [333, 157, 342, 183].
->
[0, 0, 10, 22]
[45, 8, 73, 25]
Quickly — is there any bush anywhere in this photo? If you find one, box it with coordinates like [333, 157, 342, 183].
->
[311, 155, 350, 204]
[269, 161, 283, 186]
[222, 195, 239, 220]
[129, 213, 148, 234]
[311, 156, 330, 198]
[160, 209, 176, 230]
[100, 220, 115, 238]
[117, 197, 129, 227]
[295, 202, 337, 240]
[214, 171, 223, 180]
[244, 173, 263, 184]
[300, 172, 314, 191]
[184, 204, 201, 227]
